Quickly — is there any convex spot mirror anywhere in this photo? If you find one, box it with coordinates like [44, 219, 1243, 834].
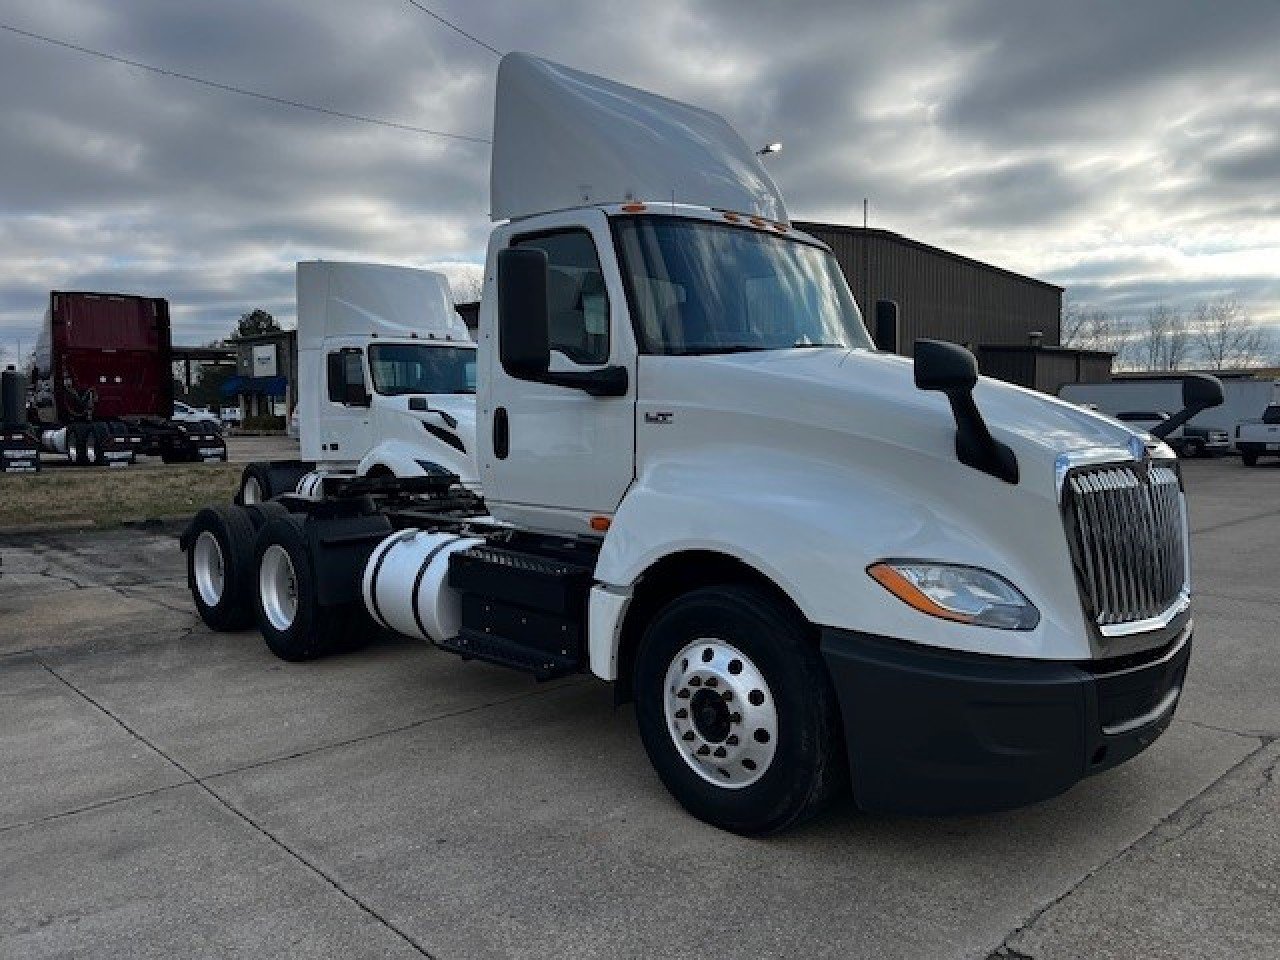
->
[914, 339, 978, 394]
[1183, 374, 1225, 410]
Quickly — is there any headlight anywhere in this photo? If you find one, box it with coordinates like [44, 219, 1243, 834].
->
[867, 561, 1040, 631]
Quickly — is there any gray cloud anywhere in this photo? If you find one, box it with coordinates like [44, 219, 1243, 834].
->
[2, 0, 1279, 370]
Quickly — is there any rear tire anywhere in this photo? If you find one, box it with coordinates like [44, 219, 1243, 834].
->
[186, 506, 257, 631]
[253, 514, 348, 661]
[1243, 451, 1258, 466]
[72, 424, 91, 466]
[632, 585, 846, 835]
[239, 463, 274, 505]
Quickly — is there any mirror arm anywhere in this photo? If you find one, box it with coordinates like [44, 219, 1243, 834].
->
[1148, 404, 1207, 440]
[944, 389, 1019, 484]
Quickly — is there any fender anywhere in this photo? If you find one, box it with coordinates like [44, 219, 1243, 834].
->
[355, 438, 480, 489]
[590, 445, 1095, 681]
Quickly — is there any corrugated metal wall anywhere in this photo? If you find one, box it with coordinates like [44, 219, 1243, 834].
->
[794, 223, 1063, 353]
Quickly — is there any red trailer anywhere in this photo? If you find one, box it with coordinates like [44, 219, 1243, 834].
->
[20, 291, 227, 468]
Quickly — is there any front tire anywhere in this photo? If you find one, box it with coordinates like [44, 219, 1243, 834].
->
[1243, 451, 1258, 466]
[633, 585, 846, 835]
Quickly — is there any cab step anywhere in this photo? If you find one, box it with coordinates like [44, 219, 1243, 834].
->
[436, 629, 579, 681]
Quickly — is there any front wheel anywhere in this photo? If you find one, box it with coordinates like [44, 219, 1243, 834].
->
[633, 585, 846, 835]
[1243, 451, 1259, 466]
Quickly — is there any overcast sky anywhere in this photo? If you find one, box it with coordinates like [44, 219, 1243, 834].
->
[2, 0, 1279, 367]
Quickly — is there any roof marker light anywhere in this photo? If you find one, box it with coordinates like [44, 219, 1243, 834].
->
[621, 203, 647, 212]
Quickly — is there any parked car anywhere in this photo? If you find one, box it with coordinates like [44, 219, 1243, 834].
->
[1114, 411, 1229, 458]
[172, 401, 221, 432]
[1235, 404, 1280, 466]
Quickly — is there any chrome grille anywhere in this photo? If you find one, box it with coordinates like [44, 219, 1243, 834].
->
[1063, 463, 1186, 627]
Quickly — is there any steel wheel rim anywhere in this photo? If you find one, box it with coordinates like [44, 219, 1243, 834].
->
[192, 531, 226, 608]
[663, 638, 778, 789]
[243, 476, 262, 505]
[259, 544, 299, 631]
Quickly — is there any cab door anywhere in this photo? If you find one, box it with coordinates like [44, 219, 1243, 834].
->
[480, 208, 637, 534]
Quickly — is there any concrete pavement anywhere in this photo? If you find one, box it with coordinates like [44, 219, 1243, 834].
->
[2, 457, 1278, 959]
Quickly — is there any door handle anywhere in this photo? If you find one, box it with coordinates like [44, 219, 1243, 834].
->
[493, 407, 509, 459]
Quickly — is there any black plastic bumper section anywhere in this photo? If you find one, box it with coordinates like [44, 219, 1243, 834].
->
[820, 625, 1191, 815]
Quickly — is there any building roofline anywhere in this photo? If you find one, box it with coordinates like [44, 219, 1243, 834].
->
[792, 221, 1065, 293]
[979, 345, 1113, 357]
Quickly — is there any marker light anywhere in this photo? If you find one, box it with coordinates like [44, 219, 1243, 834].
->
[868, 561, 1040, 631]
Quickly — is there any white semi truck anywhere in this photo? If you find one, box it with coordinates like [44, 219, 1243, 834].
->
[235, 261, 478, 503]
[184, 53, 1221, 834]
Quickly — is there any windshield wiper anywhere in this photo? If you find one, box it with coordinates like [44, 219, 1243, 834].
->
[791, 341, 846, 348]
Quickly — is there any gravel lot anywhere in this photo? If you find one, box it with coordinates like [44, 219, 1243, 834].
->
[2, 456, 1277, 959]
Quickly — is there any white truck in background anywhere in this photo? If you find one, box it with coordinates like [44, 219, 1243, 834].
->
[236, 262, 478, 503]
[1235, 403, 1280, 465]
[185, 52, 1222, 835]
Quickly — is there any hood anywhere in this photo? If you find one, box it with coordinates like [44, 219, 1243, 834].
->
[658, 347, 1145, 493]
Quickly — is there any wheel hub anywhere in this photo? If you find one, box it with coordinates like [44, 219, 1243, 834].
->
[690, 688, 731, 742]
[259, 544, 299, 631]
[663, 638, 778, 789]
[192, 531, 225, 608]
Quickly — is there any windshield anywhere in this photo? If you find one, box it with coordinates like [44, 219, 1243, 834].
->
[613, 215, 873, 355]
[367, 343, 476, 395]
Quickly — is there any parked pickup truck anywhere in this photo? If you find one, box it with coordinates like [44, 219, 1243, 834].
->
[1236, 404, 1280, 465]
[183, 52, 1224, 834]
[1113, 411, 1229, 458]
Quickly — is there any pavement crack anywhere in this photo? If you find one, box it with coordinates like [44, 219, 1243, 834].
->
[983, 735, 1276, 959]
[0, 782, 190, 835]
[1176, 717, 1277, 741]
[204, 676, 585, 783]
[1191, 506, 1280, 537]
[29, 654, 456, 959]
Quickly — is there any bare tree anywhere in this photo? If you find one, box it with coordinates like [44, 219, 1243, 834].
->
[1133, 304, 1192, 371]
[1062, 303, 1132, 367]
[429, 263, 485, 303]
[1138, 304, 1171, 371]
[1164, 307, 1192, 370]
[1194, 299, 1271, 370]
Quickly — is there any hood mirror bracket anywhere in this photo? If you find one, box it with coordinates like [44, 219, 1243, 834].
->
[1147, 374, 1225, 440]
[914, 339, 1019, 485]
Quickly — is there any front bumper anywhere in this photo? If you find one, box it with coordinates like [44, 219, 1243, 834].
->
[820, 624, 1191, 815]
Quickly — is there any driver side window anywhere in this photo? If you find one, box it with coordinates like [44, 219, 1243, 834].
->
[512, 229, 610, 365]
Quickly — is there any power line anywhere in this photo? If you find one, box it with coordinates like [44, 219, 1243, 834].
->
[403, 1, 502, 57]
[0, 21, 491, 144]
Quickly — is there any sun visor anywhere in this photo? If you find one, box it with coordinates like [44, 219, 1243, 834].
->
[490, 53, 787, 223]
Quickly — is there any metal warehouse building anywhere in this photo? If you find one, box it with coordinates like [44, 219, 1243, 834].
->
[795, 222, 1109, 393]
